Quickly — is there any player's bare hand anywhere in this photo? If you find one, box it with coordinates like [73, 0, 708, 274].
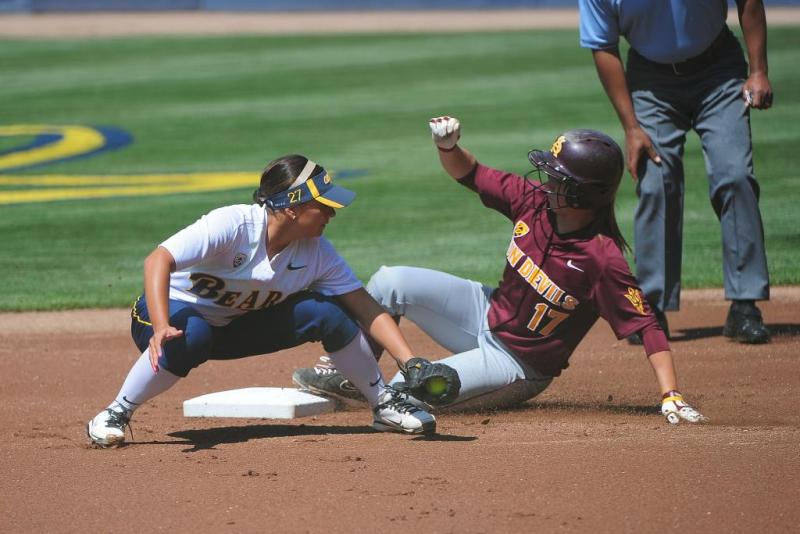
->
[148, 326, 184, 373]
[661, 390, 706, 424]
[429, 116, 461, 150]
[625, 126, 661, 181]
[743, 72, 773, 109]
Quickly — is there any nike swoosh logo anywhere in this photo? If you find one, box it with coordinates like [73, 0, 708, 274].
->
[567, 260, 584, 272]
[369, 377, 382, 387]
[287, 263, 306, 271]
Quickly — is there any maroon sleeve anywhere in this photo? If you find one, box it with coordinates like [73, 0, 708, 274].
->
[591, 241, 661, 339]
[455, 164, 479, 191]
[641, 326, 670, 355]
[456, 163, 533, 221]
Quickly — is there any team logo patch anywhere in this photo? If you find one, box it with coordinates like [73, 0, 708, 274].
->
[513, 220, 530, 238]
[233, 252, 247, 268]
[624, 287, 646, 315]
[323, 173, 331, 184]
[551, 135, 566, 157]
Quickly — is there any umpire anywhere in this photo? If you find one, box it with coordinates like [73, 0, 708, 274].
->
[579, 0, 772, 344]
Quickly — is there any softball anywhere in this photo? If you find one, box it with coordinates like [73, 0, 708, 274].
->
[425, 377, 448, 396]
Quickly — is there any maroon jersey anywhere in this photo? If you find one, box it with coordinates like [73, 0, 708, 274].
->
[460, 163, 661, 377]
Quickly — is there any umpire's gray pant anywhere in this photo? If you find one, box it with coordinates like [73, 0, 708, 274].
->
[626, 29, 769, 311]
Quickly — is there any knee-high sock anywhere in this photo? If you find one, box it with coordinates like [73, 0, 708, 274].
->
[110, 350, 181, 416]
[326, 331, 386, 407]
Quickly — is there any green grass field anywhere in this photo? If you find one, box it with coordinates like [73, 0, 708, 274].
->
[1, 28, 798, 311]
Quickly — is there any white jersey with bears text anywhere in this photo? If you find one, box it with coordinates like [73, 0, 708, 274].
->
[160, 204, 362, 327]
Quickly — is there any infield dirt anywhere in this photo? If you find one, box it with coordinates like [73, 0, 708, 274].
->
[1, 288, 799, 533]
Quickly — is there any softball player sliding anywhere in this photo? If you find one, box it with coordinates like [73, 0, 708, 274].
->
[294, 117, 705, 425]
[87, 155, 438, 447]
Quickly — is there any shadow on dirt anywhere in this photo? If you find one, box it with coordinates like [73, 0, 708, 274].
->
[671, 323, 800, 342]
[413, 433, 477, 442]
[165, 424, 475, 451]
[527, 400, 660, 416]
[454, 400, 661, 417]
[165, 424, 375, 451]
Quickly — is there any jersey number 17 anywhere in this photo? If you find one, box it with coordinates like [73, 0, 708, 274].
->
[527, 303, 569, 337]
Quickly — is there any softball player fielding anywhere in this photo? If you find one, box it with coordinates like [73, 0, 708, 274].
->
[294, 117, 705, 424]
[87, 155, 440, 447]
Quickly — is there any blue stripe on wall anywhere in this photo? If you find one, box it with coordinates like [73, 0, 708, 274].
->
[202, 0, 580, 9]
[30, 0, 199, 11]
[0, 0, 30, 11]
[5, 0, 800, 14]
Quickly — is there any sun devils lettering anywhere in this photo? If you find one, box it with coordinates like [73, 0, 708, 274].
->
[506, 241, 578, 310]
[624, 287, 646, 315]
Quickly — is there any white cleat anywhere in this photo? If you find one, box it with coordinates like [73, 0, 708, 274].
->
[87, 408, 131, 448]
[372, 387, 436, 435]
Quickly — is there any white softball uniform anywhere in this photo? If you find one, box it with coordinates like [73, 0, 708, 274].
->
[160, 204, 362, 327]
[368, 266, 552, 411]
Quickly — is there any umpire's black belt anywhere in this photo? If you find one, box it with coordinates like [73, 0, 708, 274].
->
[630, 26, 734, 76]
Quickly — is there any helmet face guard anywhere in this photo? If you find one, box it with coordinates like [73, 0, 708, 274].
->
[527, 130, 624, 211]
[528, 150, 585, 209]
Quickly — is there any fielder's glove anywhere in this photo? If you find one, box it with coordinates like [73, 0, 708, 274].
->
[661, 390, 706, 424]
[398, 357, 461, 406]
[429, 116, 461, 150]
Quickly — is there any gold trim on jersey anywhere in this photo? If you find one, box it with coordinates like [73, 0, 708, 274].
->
[131, 296, 152, 326]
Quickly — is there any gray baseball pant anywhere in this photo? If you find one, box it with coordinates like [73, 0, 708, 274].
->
[627, 32, 769, 311]
[367, 265, 552, 412]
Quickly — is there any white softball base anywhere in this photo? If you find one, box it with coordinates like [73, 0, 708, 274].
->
[183, 387, 334, 419]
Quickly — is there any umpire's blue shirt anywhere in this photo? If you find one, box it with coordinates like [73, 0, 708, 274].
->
[579, 0, 729, 63]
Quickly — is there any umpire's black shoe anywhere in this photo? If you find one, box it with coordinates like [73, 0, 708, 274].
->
[627, 310, 670, 345]
[723, 301, 770, 344]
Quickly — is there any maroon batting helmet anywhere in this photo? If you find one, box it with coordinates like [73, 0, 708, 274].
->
[528, 129, 624, 210]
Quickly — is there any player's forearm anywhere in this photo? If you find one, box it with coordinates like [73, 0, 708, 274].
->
[367, 313, 414, 364]
[337, 288, 414, 363]
[592, 48, 640, 132]
[437, 145, 477, 181]
[647, 350, 679, 395]
[143, 246, 175, 330]
[737, 0, 769, 75]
